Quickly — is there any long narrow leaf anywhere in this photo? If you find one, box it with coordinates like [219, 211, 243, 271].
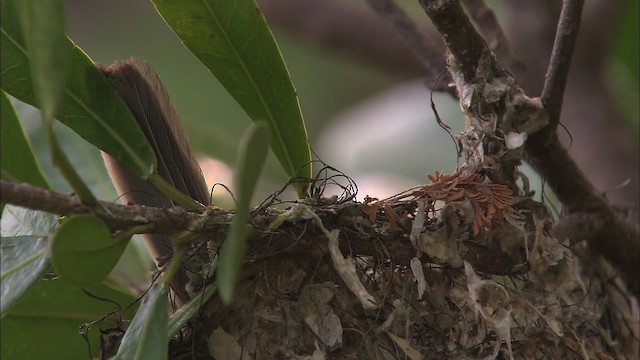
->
[167, 284, 216, 337]
[0, 0, 156, 178]
[15, 0, 97, 205]
[14, 0, 66, 122]
[114, 283, 169, 360]
[0, 91, 50, 190]
[151, 0, 311, 195]
[217, 121, 270, 303]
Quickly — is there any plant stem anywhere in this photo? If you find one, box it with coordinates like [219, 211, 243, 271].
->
[162, 240, 187, 286]
[149, 173, 205, 211]
[46, 123, 97, 207]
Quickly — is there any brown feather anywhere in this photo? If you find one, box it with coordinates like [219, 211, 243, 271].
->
[98, 59, 209, 304]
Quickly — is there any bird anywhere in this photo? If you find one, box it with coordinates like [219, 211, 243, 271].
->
[98, 58, 210, 305]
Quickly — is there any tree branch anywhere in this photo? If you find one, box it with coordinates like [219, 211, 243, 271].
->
[461, 0, 526, 84]
[419, 0, 503, 81]
[540, 0, 585, 128]
[418, 0, 638, 295]
[1, 180, 201, 234]
[522, 0, 604, 213]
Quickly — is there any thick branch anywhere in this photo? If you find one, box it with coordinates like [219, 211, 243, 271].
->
[0, 180, 200, 234]
[526, 136, 606, 212]
[540, 0, 585, 128]
[418, 0, 638, 294]
[461, 0, 526, 84]
[552, 212, 639, 295]
[419, 0, 502, 81]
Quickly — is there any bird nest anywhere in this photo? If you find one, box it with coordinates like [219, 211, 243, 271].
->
[171, 168, 638, 359]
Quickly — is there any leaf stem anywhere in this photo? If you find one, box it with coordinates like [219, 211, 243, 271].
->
[162, 239, 187, 286]
[112, 223, 156, 242]
[149, 173, 204, 211]
[46, 123, 97, 207]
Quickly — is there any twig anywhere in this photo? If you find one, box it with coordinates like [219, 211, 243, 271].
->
[540, 0, 585, 127]
[521, 0, 639, 295]
[523, 0, 597, 212]
[0, 180, 200, 234]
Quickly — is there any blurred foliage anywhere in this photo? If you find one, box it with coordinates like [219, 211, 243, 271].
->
[62, 0, 398, 183]
[609, 0, 639, 138]
[611, 0, 639, 82]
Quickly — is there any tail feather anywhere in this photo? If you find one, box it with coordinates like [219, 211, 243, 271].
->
[99, 59, 209, 304]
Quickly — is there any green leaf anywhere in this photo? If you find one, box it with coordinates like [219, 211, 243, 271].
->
[114, 283, 168, 360]
[0, 0, 156, 178]
[0, 236, 50, 315]
[51, 214, 130, 288]
[1, 204, 58, 237]
[15, 0, 66, 122]
[0, 205, 57, 314]
[0, 91, 50, 190]
[217, 121, 270, 303]
[0, 279, 137, 360]
[151, 0, 311, 195]
[168, 284, 216, 337]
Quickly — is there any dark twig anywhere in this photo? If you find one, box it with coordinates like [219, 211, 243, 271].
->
[0, 180, 201, 234]
[461, 0, 526, 84]
[365, 0, 445, 82]
[540, 0, 585, 128]
[524, 0, 596, 212]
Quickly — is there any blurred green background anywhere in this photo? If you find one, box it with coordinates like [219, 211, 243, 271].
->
[16, 0, 638, 203]
[10, 0, 638, 290]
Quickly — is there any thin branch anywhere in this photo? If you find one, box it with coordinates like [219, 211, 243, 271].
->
[461, 0, 526, 84]
[365, 0, 445, 82]
[523, 0, 596, 212]
[540, 0, 585, 127]
[257, 0, 453, 92]
[519, 0, 639, 294]
[0, 180, 201, 234]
